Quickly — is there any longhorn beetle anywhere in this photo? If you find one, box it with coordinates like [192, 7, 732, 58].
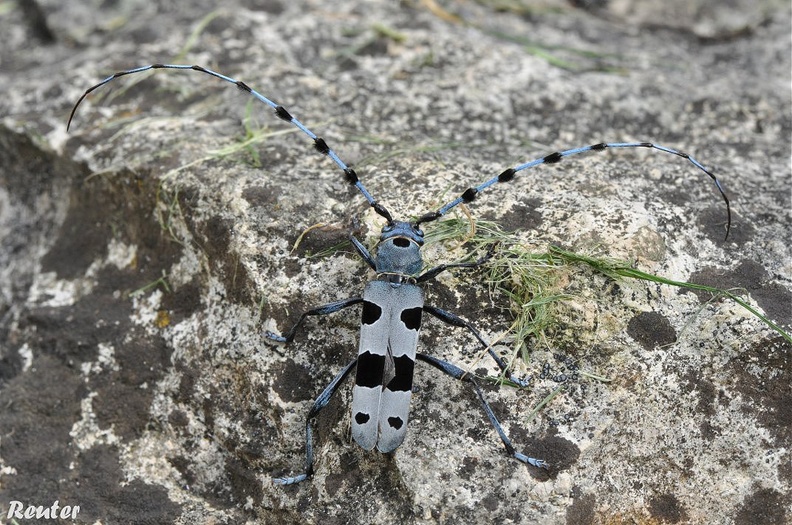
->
[68, 63, 732, 485]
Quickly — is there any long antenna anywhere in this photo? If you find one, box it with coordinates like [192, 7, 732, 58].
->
[414, 142, 731, 240]
[68, 63, 394, 224]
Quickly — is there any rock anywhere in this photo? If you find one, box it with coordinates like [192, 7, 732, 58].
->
[0, 1, 790, 524]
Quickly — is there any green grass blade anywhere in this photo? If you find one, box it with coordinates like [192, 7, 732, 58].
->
[549, 245, 792, 345]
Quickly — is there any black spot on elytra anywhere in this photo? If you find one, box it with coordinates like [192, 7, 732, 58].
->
[356, 351, 385, 388]
[387, 416, 404, 430]
[361, 301, 382, 325]
[400, 307, 422, 331]
[384, 355, 415, 392]
[355, 412, 370, 424]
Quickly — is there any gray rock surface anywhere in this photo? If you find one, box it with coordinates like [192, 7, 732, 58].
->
[0, 1, 790, 524]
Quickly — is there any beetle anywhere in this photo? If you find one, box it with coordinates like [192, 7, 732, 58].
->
[68, 64, 731, 484]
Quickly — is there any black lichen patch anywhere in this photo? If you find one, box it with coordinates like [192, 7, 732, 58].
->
[457, 456, 480, 479]
[22, 253, 176, 441]
[242, 183, 282, 208]
[22, 266, 137, 364]
[325, 451, 361, 497]
[198, 214, 255, 306]
[307, 452, 415, 522]
[201, 214, 233, 260]
[493, 197, 544, 234]
[648, 492, 688, 523]
[39, 185, 111, 280]
[225, 455, 264, 508]
[1, 129, 199, 520]
[160, 278, 203, 324]
[509, 426, 580, 478]
[680, 370, 723, 440]
[734, 487, 788, 525]
[696, 203, 742, 243]
[0, 345, 171, 521]
[90, 331, 172, 439]
[726, 336, 791, 446]
[0, 128, 81, 209]
[61, 444, 182, 524]
[41, 165, 183, 284]
[480, 492, 500, 512]
[626, 311, 677, 351]
[0, 349, 23, 386]
[687, 260, 792, 328]
[565, 489, 595, 525]
[0, 354, 83, 506]
[291, 222, 350, 260]
[270, 358, 318, 403]
[0, 130, 93, 374]
[682, 371, 718, 416]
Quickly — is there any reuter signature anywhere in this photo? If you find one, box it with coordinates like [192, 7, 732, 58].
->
[5, 500, 80, 521]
